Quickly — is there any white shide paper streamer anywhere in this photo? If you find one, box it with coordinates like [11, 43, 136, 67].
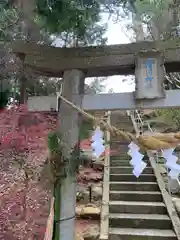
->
[128, 142, 146, 178]
[91, 126, 105, 158]
[162, 148, 180, 180]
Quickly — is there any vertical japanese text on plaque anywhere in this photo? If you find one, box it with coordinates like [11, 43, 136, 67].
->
[145, 58, 153, 88]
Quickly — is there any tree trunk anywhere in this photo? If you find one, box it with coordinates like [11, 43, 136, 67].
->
[132, 12, 145, 41]
[58, 69, 85, 240]
[16, 0, 41, 104]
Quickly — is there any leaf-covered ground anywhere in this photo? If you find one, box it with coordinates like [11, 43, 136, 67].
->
[0, 164, 102, 239]
[0, 108, 103, 239]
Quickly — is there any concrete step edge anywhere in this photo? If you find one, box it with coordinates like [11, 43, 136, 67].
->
[109, 190, 161, 195]
[109, 181, 158, 185]
[110, 166, 153, 169]
[109, 201, 166, 206]
[109, 228, 176, 237]
[109, 213, 170, 220]
[110, 174, 154, 176]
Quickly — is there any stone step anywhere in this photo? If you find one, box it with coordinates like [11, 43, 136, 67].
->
[110, 128, 131, 131]
[110, 160, 131, 167]
[109, 213, 172, 229]
[110, 158, 131, 163]
[110, 156, 131, 160]
[109, 191, 162, 202]
[110, 128, 133, 133]
[110, 155, 149, 160]
[110, 182, 160, 191]
[111, 124, 133, 128]
[111, 117, 131, 122]
[111, 127, 133, 131]
[110, 146, 130, 152]
[110, 129, 134, 133]
[110, 150, 129, 154]
[110, 160, 150, 167]
[110, 157, 149, 161]
[109, 201, 167, 214]
[110, 154, 131, 159]
[110, 167, 153, 174]
[109, 228, 177, 240]
[110, 174, 156, 182]
[110, 160, 141, 167]
[106, 115, 177, 240]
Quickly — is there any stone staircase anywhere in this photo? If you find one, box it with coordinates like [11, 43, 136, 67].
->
[100, 111, 178, 240]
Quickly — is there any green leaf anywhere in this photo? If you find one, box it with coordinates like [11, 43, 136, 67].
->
[48, 132, 59, 153]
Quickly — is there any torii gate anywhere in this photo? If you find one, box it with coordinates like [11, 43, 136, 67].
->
[12, 39, 180, 111]
[12, 38, 180, 240]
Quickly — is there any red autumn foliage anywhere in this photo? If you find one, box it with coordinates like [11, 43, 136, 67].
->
[0, 105, 58, 240]
[0, 105, 57, 154]
[0, 105, 104, 239]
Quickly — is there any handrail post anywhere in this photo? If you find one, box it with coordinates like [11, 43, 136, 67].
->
[100, 111, 110, 240]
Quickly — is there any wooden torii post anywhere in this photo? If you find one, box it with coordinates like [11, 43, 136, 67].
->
[11, 38, 180, 240]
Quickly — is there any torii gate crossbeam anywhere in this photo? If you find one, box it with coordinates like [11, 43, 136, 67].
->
[81, 89, 180, 110]
[12, 38, 180, 112]
[27, 89, 180, 112]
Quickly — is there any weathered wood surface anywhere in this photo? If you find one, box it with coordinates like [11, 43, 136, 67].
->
[11, 39, 180, 77]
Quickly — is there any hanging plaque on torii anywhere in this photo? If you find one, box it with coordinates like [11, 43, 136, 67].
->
[135, 51, 165, 100]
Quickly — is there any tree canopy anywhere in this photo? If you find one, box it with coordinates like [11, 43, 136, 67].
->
[0, 0, 111, 105]
[36, 0, 101, 35]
